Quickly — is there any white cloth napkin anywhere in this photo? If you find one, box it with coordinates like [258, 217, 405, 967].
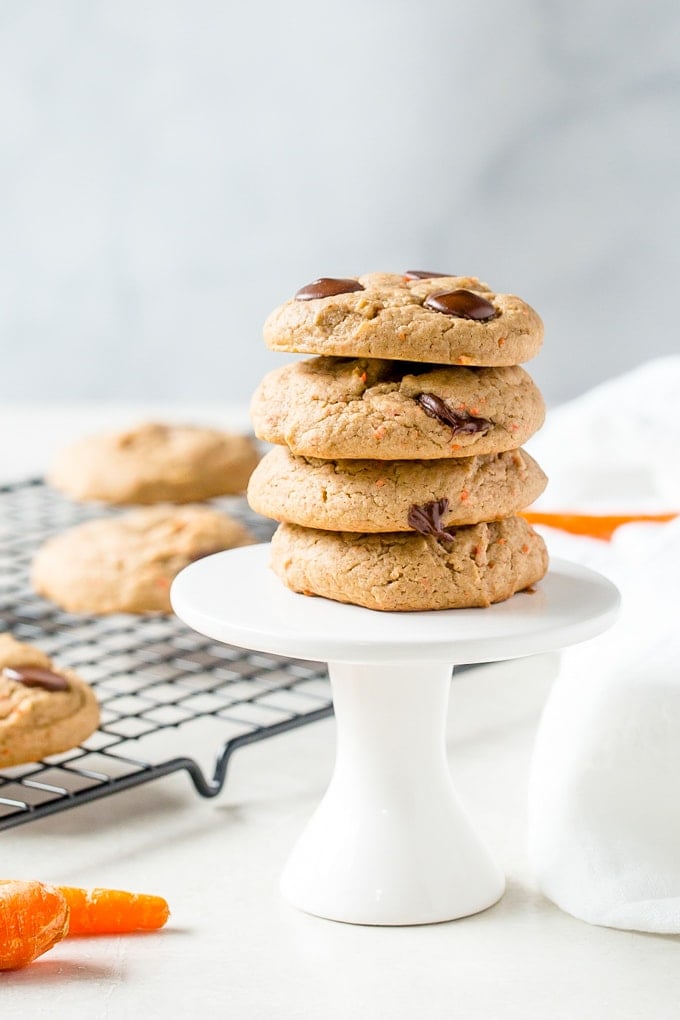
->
[523, 356, 680, 932]
[527, 354, 680, 513]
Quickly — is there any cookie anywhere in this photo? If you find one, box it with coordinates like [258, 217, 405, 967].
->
[264, 272, 543, 366]
[248, 446, 547, 532]
[270, 516, 548, 612]
[251, 357, 545, 460]
[32, 505, 255, 615]
[0, 634, 100, 768]
[48, 422, 260, 504]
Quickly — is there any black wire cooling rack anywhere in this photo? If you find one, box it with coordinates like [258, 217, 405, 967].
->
[0, 479, 333, 830]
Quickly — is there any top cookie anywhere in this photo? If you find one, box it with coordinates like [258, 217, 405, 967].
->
[48, 423, 261, 505]
[264, 272, 543, 366]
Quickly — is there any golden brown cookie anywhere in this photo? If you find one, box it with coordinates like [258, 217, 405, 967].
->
[48, 422, 260, 504]
[270, 516, 548, 612]
[248, 446, 547, 532]
[264, 272, 543, 366]
[251, 357, 545, 460]
[0, 634, 100, 768]
[32, 505, 255, 615]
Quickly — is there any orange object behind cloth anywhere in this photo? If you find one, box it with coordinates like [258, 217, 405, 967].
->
[521, 511, 678, 541]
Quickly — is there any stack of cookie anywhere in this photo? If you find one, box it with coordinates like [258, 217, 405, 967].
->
[248, 272, 549, 612]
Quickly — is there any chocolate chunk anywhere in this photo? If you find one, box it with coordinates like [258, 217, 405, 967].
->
[407, 499, 454, 544]
[3, 665, 69, 692]
[423, 289, 496, 321]
[416, 393, 492, 436]
[404, 270, 451, 280]
[381, 361, 436, 383]
[295, 278, 365, 301]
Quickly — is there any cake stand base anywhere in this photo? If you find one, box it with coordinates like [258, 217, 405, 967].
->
[280, 661, 504, 925]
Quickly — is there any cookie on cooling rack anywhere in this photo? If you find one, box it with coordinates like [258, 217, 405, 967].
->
[32, 505, 256, 615]
[48, 422, 261, 504]
[0, 634, 100, 768]
[264, 272, 543, 365]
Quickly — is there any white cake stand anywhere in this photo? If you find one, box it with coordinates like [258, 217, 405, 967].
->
[171, 544, 619, 926]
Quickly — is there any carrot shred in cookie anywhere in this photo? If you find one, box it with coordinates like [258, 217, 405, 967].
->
[58, 886, 170, 935]
[522, 511, 677, 541]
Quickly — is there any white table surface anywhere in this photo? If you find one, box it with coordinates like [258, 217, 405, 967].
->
[2, 405, 679, 1020]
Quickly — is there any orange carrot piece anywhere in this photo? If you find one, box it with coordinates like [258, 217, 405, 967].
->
[0, 879, 69, 970]
[521, 511, 677, 541]
[58, 887, 169, 935]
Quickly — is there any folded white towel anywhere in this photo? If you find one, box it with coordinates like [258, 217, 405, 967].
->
[525, 357, 680, 932]
[527, 354, 680, 513]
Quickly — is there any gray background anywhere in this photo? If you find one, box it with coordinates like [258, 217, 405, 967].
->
[1, 0, 678, 407]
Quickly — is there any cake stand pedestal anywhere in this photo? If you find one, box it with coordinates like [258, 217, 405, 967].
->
[171, 545, 619, 926]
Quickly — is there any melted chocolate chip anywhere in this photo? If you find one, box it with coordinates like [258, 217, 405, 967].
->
[416, 393, 492, 436]
[423, 289, 496, 321]
[3, 665, 69, 692]
[404, 270, 451, 280]
[295, 278, 365, 301]
[407, 499, 454, 544]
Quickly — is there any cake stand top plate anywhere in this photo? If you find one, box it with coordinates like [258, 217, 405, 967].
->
[171, 544, 620, 665]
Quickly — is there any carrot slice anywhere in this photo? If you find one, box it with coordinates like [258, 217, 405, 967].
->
[58, 886, 169, 935]
[521, 511, 677, 541]
[0, 879, 69, 970]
